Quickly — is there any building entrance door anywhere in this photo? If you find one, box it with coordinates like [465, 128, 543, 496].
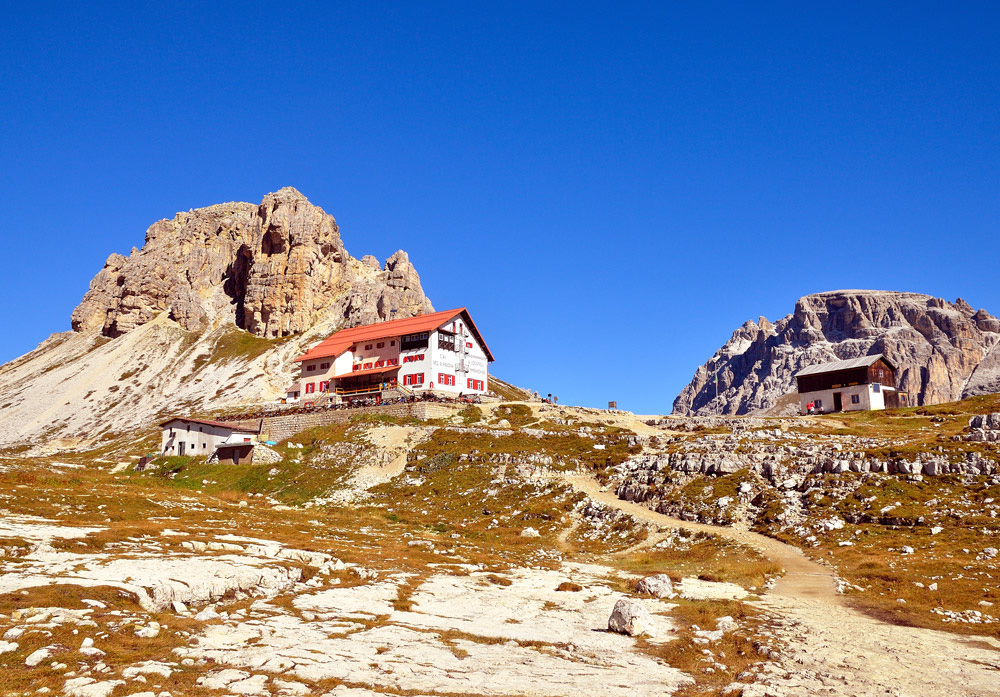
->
[178, 441, 185, 456]
[833, 392, 843, 412]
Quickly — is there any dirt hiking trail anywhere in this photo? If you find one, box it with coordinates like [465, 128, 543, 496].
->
[567, 474, 1000, 697]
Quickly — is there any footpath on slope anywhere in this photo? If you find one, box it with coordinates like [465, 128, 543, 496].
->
[566, 474, 1000, 697]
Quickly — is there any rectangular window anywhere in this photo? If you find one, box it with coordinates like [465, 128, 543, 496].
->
[390, 340, 395, 346]
[814, 398, 822, 409]
[851, 394, 860, 404]
[376, 342, 384, 348]
[466, 342, 473, 349]
[364, 362, 373, 369]
[404, 373, 425, 386]
[320, 362, 330, 369]
[365, 344, 373, 350]
[437, 373, 455, 386]
[352, 364, 360, 371]
[306, 382, 316, 394]
[306, 365, 316, 372]
[466, 378, 483, 390]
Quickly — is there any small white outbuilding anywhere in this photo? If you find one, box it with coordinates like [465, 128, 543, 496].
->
[159, 417, 258, 463]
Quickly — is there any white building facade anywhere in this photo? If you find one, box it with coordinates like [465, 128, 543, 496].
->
[160, 418, 257, 457]
[292, 308, 494, 401]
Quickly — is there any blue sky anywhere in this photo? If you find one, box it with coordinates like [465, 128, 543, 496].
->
[2, 2, 998, 414]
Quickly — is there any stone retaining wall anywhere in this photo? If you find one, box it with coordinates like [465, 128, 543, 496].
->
[228, 403, 463, 443]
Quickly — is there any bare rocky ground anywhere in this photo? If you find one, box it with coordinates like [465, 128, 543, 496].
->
[1, 402, 999, 696]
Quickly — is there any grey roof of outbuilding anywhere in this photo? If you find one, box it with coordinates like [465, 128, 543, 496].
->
[794, 354, 892, 378]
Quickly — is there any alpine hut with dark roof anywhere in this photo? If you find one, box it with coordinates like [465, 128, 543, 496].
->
[794, 354, 906, 414]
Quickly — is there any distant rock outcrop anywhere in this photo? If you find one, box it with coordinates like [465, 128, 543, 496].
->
[0, 188, 435, 448]
[673, 290, 1000, 415]
[71, 187, 432, 339]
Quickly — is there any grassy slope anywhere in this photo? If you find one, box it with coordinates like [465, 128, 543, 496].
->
[760, 395, 1000, 637]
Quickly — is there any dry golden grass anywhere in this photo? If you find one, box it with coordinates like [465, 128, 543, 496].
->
[636, 598, 774, 696]
[610, 535, 782, 590]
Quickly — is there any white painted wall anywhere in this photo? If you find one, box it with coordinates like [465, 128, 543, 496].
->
[423, 326, 489, 394]
[799, 383, 889, 414]
[160, 420, 255, 457]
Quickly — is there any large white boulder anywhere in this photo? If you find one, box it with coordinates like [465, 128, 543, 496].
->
[608, 598, 655, 637]
[635, 574, 675, 598]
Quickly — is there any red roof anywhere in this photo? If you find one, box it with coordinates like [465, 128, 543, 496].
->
[159, 417, 258, 433]
[294, 308, 495, 363]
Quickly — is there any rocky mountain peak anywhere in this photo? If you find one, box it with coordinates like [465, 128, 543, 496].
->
[673, 290, 1000, 415]
[70, 188, 433, 340]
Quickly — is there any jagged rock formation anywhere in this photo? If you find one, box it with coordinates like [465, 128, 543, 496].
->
[0, 188, 434, 448]
[673, 290, 1000, 415]
[71, 187, 432, 339]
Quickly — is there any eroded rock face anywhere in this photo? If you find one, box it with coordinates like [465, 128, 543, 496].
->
[673, 290, 1000, 415]
[70, 187, 433, 339]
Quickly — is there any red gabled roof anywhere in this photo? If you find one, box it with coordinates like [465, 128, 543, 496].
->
[294, 308, 495, 363]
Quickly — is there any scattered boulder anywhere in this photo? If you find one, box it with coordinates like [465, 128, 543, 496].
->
[134, 622, 161, 638]
[79, 637, 105, 658]
[608, 598, 655, 637]
[636, 574, 675, 599]
[716, 615, 737, 633]
[520, 527, 540, 538]
[62, 677, 125, 697]
[25, 645, 57, 666]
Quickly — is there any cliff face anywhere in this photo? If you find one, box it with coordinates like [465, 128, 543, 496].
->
[70, 187, 432, 338]
[0, 188, 435, 448]
[673, 290, 1000, 416]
